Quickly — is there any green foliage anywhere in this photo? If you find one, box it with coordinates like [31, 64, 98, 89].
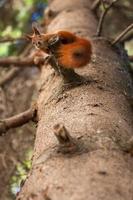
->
[125, 41, 133, 56]
[0, 26, 22, 56]
[0, 43, 11, 57]
[23, 0, 47, 6]
[10, 149, 33, 197]
[0, 0, 48, 57]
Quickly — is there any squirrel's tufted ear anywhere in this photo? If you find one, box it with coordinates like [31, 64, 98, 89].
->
[25, 22, 42, 41]
[25, 34, 33, 40]
[32, 22, 41, 35]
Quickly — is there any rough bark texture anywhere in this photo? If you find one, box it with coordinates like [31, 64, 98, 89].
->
[17, 0, 133, 200]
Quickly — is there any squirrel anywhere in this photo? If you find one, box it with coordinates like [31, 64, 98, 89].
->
[27, 26, 92, 69]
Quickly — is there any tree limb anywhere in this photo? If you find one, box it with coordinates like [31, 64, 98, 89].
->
[0, 43, 33, 85]
[0, 57, 35, 67]
[0, 107, 37, 136]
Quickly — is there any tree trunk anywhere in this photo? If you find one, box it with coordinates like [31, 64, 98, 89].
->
[17, 0, 133, 200]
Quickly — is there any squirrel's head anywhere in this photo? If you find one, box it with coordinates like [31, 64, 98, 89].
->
[26, 25, 50, 51]
[26, 24, 61, 53]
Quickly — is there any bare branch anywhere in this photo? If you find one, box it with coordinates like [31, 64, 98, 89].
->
[120, 32, 133, 43]
[0, 107, 37, 136]
[0, 57, 35, 67]
[0, 43, 33, 85]
[96, 0, 119, 37]
[112, 23, 133, 45]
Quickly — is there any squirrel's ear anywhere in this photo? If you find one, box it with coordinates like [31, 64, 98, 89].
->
[25, 34, 33, 40]
[33, 26, 41, 35]
[32, 22, 41, 35]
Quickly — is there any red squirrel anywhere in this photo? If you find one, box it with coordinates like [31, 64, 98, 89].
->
[28, 26, 92, 69]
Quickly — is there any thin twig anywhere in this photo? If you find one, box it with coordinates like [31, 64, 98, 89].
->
[96, 0, 119, 37]
[112, 23, 133, 45]
[120, 32, 133, 43]
[0, 106, 37, 136]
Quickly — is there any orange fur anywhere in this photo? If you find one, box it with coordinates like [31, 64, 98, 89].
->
[56, 35, 92, 68]
[30, 30, 92, 69]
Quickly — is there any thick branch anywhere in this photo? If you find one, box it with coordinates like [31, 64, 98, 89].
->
[0, 107, 37, 136]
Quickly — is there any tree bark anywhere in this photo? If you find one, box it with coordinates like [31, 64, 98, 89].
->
[17, 0, 133, 200]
